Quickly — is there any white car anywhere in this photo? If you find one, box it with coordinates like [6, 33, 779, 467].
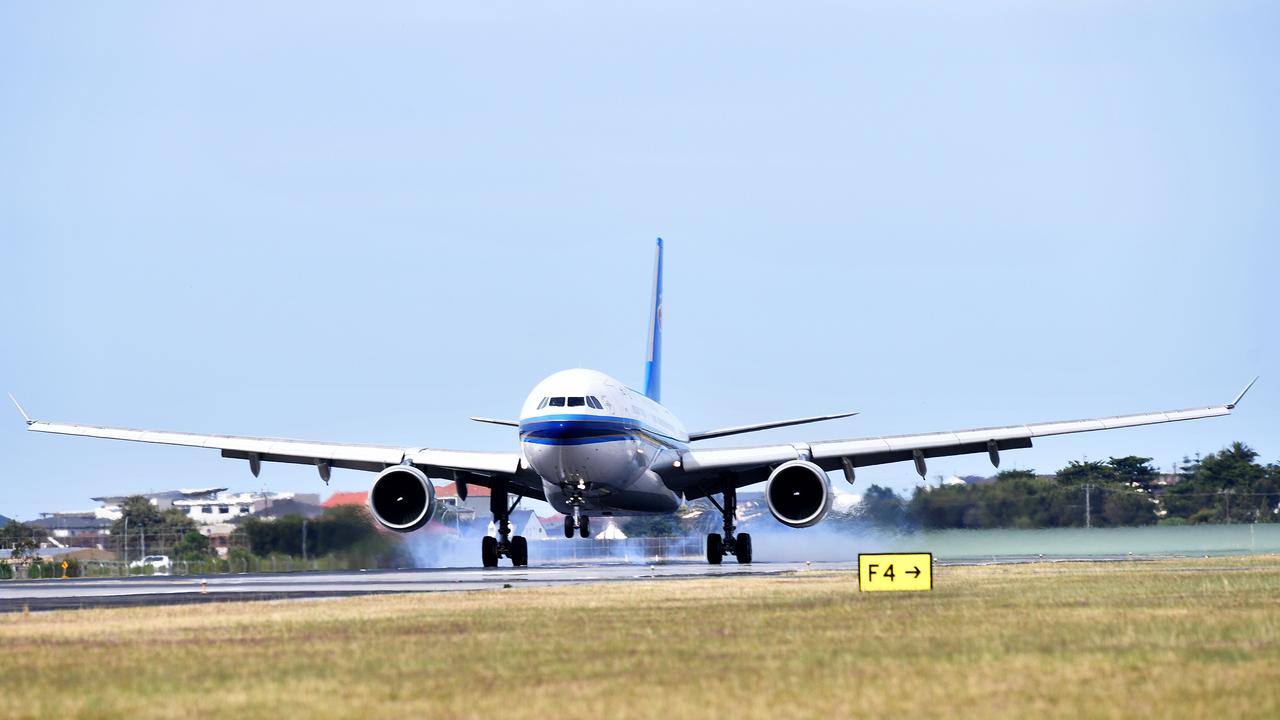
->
[129, 555, 171, 574]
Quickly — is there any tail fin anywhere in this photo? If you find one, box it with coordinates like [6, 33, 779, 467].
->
[643, 238, 664, 402]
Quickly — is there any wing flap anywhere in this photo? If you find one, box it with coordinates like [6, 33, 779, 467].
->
[677, 393, 1243, 486]
[25, 418, 526, 486]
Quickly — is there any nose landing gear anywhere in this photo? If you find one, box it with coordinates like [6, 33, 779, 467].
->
[483, 480, 528, 568]
[563, 505, 591, 539]
[706, 480, 752, 565]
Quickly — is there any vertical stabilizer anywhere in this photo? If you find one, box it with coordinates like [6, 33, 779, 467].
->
[643, 238, 664, 402]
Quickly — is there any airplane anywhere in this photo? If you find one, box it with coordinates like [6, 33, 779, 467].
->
[9, 239, 1257, 567]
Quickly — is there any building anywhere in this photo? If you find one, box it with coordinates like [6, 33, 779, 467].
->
[323, 482, 494, 522]
[487, 510, 550, 541]
[91, 488, 229, 518]
[434, 481, 493, 518]
[29, 511, 113, 549]
[323, 491, 367, 509]
[172, 492, 321, 525]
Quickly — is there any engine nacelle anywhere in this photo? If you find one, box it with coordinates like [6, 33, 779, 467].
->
[765, 460, 832, 528]
[367, 465, 436, 532]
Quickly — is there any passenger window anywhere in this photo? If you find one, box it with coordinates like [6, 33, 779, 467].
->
[537, 397, 548, 409]
[567, 397, 585, 407]
[549, 397, 566, 407]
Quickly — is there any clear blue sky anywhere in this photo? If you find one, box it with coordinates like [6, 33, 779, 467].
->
[1, 2, 1275, 520]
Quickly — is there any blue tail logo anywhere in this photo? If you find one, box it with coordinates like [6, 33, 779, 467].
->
[644, 238, 664, 402]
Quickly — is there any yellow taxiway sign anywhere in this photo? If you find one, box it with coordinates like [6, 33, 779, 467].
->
[858, 553, 933, 592]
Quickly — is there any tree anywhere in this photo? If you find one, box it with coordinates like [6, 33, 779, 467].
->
[1108, 456, 1158, 493]
[1101, 490, 1156, 526]
[1055, 460, 1115, 486]
[0, 520, 42, 560]
[623, 514, 681, 537]
[172, 530, 213, 561]
[236, 506, 408, 566]
[856, 485, 907, 529]
[109, 496, 199, 558]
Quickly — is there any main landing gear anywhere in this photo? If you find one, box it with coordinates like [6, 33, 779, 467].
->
[706, 480, 752, 565]
[482, 480, 528, 568]
[563, 506, 591, 539]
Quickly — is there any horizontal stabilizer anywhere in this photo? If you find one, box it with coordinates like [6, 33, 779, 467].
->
[469, 417, 520, 428]
[689, 411, 857, 442]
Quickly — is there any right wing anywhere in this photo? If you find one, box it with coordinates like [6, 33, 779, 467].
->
[20, 414, 544, 499]
[672, 379, 1256, 500]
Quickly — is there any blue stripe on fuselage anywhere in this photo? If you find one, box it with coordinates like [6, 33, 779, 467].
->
[519, 414, 684, 448]
[521, 435, 629, 446]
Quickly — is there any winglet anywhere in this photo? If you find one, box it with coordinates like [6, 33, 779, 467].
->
[1227, 376, 1258, 410]
[7, 393, 34, 425]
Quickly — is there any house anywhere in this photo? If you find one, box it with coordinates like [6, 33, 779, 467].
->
[434, 481, 493, 518]
[323, 491, 367, 508]
[29, 511, 113, 549]
[487, 510, 549, 541]
[595, 519, 627, 540]
[244, 498, 324, 521]
[92, 488, 228, 517]
[172, 492, 321, 525]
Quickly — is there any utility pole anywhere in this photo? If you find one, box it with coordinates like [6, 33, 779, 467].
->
[1084, 483, 1092, 529]
[122, 516, 129, 564]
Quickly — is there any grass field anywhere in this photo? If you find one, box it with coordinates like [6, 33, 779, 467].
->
[3, 557, 1279, 719]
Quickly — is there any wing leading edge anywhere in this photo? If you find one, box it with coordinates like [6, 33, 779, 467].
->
[675, 379, 1256, 498]
[20, 416, 541, 499]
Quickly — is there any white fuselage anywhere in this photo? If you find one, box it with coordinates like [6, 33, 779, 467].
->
[518, 369, 688, 516]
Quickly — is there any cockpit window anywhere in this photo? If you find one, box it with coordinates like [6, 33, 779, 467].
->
[537, 397, 549, 409]
[587, 396, 603, 409]
[549, 397, 566, 407]
[567, 397, 586, 407]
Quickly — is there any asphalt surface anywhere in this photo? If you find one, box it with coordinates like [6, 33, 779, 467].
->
[0, 560, 852, 612]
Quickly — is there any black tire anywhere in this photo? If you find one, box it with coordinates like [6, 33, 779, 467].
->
[706, 533, 723, 565]
[579, 515, 591, 539]
[736, 533, 752, 564]
[481, 536, 499, 568]
[564, 515, 575, 539]
[511, 536, 528, 567]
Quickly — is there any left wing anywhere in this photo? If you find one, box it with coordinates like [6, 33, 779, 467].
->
[673, 379, 1256, 499]
[18, 412, 543, 499]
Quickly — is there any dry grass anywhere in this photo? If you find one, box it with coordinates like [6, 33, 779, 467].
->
[3, 556, 1279, 719]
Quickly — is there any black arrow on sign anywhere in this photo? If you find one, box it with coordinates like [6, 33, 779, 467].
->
[906, 566, 921, 579]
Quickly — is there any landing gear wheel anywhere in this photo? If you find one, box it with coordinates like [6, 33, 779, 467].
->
[563, 515, 574, 539]
[511, 535, 528, 567]
[706, 533, 723, 565]
[736, 533, 752, 564]
[481, 536, 499, 568]
[579, 515, 591, 539]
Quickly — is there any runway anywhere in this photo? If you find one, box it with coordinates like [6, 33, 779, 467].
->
[0, 561, 855, 612]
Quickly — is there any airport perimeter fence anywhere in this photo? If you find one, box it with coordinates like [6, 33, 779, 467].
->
[0, 536, 711, 579]
[529, 536, 705, 564]
[0, 554, 389, 580]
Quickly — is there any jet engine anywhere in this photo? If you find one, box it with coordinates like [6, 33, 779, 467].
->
[367, 465, 436, 532]
[764, 460, 832, 528]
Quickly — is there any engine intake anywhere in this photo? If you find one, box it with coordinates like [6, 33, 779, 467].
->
[368, 465, 436, 532]
[765, 460, 831, 528]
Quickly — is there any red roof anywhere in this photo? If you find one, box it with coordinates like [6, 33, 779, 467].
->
[323, 491, 367, 508]
[434, 481, 491, 498]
